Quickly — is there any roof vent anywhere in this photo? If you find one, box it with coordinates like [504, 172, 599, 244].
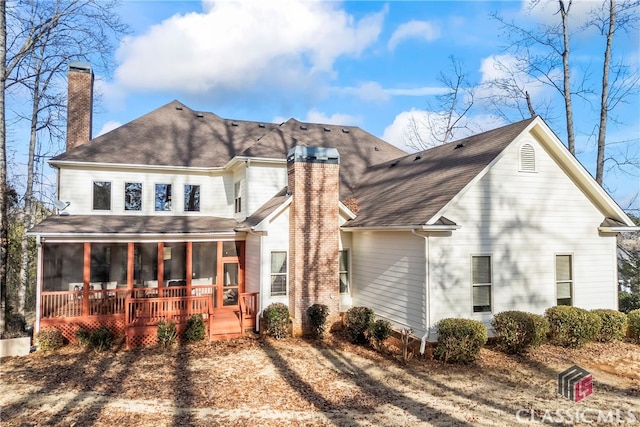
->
[231, 121, 239, 126]
[390, 160, 399, 167]
[300, 125, 307, 130]
[455, 142, 465, 149]
[258, 123, 265, 128]
[374, 146, 379, 151]
[175, 106, 183, 111]
[196, 113, 204, 118]
[414, 155, 422, 161]
[342, 128, 350, 133]
[323, 127, 331, 132]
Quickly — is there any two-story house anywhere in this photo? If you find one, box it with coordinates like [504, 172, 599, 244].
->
[29, 63, 637, 349]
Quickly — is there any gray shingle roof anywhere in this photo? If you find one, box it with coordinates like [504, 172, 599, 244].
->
[345, 117, 536, 228]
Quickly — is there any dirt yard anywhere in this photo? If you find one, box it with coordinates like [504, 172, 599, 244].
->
[1, 333, 638, 426]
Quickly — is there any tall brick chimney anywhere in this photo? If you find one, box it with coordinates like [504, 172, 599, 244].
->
[66, 61, 93, 151]
[287, 146, 341, 336]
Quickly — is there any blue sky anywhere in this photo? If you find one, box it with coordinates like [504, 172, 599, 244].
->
[20, 1, 640, 211]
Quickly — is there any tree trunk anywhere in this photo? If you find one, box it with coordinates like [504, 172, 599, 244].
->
[596, 0, 615, 186]
[0, 0, 8, 334]
[559, 0, 576, 155]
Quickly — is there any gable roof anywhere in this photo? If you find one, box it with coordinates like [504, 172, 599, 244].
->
[51, 100, 406, 200]
[344, 117, 537, 228]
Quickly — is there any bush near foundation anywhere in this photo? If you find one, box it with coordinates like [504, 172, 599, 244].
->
[434, 318, 487, 364]
[89, 327, 114, 352]
[37, 328, 65, 351]
[344, 306, 376, 344]
[492, 311, 549, 354]
[591, 309, 627, 342]
[545, 306, 601, 348]
[263, 303, 290, 339]
[306, 304, 330, 339]
[369, 319, 394, 349]
[627, 309, 640, 343]
[185, 315, 206, 342]
[157, 321, 178, 348]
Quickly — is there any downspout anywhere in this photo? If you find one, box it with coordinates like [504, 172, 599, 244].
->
[412, 229, 431, 355]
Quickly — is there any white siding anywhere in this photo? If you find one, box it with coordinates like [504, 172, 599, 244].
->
[244, 232, 261, 295]
[260, 207, 290, 308]
[351, 231, 426, 335]
[246, 163, 287, 216]
[429, 134, 618, 328]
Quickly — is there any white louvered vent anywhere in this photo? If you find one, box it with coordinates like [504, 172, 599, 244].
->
[520, 143, 536, 172]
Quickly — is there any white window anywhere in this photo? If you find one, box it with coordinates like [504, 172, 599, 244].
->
[93, 181, 111, 210]
[234, 181, 243, 213]
[472, 255, 492, 313]
[339, 250, 350, 294]
[519, 143, 536, 172]
[270, 251, 287, 296]
[556, 254, 573, 306]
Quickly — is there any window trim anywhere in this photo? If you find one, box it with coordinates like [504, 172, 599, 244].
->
[92, 181, 112, 211]
[555, 253, 573, 306]
[471, 254, 492, 314]
[270, 251, 288, 297]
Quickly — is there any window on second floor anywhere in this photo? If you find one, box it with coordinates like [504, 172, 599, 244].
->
[124, 182, 142, 211]
[155, 184, 172, 211]
[184, 184, 200, 212]
[472, 255, 492, 313]
[234, 180, 242, 213]
[270, 251, 287, 296]
[93, 181, 111, 210]
[339, 250, 350, 294]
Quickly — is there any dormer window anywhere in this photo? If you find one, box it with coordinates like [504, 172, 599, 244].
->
[155, 184, 172, 211]
[93, 181, 111, 211]
[519, 143, 536, 172]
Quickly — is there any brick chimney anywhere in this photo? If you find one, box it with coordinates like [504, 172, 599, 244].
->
[66, 61, 93, 151]
[287, 146, 341, 336]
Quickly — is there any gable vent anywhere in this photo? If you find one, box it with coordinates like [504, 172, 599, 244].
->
[520, 143, 536, 172]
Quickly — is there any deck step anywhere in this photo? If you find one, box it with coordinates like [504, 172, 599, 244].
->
[210, 310, 242, 336]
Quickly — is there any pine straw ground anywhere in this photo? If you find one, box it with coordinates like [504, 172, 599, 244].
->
[0, 332, 638, 427]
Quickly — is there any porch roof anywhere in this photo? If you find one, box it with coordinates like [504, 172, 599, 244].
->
[28, 215, 241, 237]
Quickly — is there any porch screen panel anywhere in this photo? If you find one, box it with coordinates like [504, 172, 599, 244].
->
[164, 242, 187, 285]
[43, 243, 83, 291]
[192, 242, 217, 285]
[90, 243, 127, 287]
[134, 243, 158, 288]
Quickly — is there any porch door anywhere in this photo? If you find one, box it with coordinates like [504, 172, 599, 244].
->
[216, 242, 244, 309]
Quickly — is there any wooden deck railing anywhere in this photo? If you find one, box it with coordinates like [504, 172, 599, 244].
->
[125, 294, 214, 327]
[239, 292, 258, 331]
[41, 289, 130, 318]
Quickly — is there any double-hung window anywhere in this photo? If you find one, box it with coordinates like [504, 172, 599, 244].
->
[472, 255, 492, 313]
[556, 255, 573, 306]
[93, 181, 111, 210]
[155, 184, 172, 211]
[184, 184, 200, 212]
[234, 181, 242, 213]
[339, 250, 350, 294]
[124, 182, 142, 211]
[270, 251, 287, 296]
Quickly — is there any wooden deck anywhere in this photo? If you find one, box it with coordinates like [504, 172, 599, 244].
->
[40, 288, 258, 348]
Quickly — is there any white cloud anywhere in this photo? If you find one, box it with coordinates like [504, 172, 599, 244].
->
[388, 20, 440, 51]
[337, 81, 448, 102]
[96, 120, 122, 137]
[476, 54, 549, 101]
[112, 1, 386, 96]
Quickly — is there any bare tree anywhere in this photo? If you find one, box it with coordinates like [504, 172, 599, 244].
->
[1, 0, 127, 328]
[403, 56, 476, 152]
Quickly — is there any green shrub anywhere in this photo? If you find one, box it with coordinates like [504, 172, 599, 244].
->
[628, 309, 640, 343]
[369, 319, 394, 349]
[545, 306, 601, 348]
[89, 327, 114, 352]
[619, 291, 640, 314]
[591, 309, 627, 342]
[306, 304, 330, 339]
[75, 329, 91, 347]
[344, 306, 376, 344]
[434, 318, 488, 364]
[492, 311, 549, 354]
[37, 328, 65, 351]
[157, 320, 178, 348]
[184, 315, 206, 342]
[263, 303, 290, 339]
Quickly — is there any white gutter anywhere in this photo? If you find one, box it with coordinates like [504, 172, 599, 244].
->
[342, 224, 460, 232]
[411, 229, 432, 354]
[599, 226, 640, 233]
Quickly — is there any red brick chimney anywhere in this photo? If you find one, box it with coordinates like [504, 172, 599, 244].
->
[66, 61, 93, 151]
[287, 146, 341, 336]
